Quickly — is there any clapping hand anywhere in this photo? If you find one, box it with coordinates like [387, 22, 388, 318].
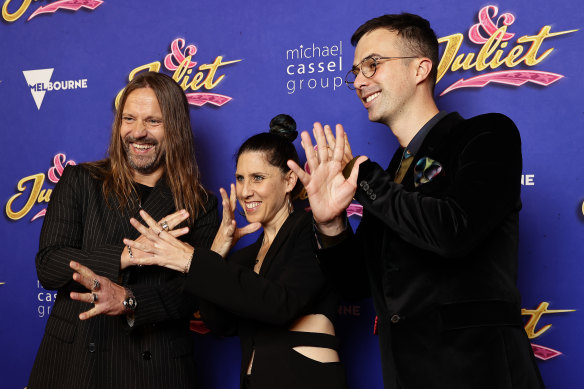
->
[211, 184, 261, 258]
[287, 122, 368, 235]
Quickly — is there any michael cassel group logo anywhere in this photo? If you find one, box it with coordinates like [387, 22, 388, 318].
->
[284, 40, 344, 95]
[23, 68, 88, 110]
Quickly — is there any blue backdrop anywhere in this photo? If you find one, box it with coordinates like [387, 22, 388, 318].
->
[1, 1, 582, 388]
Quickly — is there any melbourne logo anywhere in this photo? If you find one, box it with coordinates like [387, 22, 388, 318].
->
[437, 5, 578, 95]
[5, 153, 76, 222]
[23, 68, 88, 110]
[117, 38, 241, 109]
[2, 0, 102, 22]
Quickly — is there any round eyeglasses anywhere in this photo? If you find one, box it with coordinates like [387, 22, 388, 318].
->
[345, 56, 418, 90]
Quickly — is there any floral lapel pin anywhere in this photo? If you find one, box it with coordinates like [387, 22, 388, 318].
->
[414, 157, 443, 188]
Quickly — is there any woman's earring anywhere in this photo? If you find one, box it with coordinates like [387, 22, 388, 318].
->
[287, 197, 294, 214]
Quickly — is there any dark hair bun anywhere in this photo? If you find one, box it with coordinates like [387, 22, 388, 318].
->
[269, 114, 298, 142]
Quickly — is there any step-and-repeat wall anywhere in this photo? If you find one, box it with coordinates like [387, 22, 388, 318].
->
[1, 1, 582, 387]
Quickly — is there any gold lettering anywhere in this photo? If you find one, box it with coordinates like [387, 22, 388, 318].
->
[188, 72, 205, 91]
[504, 45, 524, 67]
[437, 33, 463, 83]
[172, 57, 191, 89]
[451, 52, 475, 72]
[200, 57, 242, 89]
[489, 42, 508, 69]
[475, 27, 506, 71]
[437, 26, 577, 84]
[522, 302, 575, 339]
[2, 0, 31, 22]
[5, 173, 44, 220]
[517, 26, 577, 66]
[114, 62, 161, 109]
[38, 188, 51, 203]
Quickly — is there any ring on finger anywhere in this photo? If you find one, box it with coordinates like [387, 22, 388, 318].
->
[160, 220, 169, 232]
[91, 292, 98, 304]
[92, 279, 100, 291]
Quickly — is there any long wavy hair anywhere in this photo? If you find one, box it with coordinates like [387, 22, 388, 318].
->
[85, 72, 207, 224]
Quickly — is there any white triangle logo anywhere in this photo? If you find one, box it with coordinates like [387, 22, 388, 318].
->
[23, 68, 54, 110]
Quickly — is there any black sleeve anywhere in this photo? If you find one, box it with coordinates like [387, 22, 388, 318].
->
[131, 195, 220, 327]
[35, 165, 123, 290]
[352, 114, 521, 258]
[187, 215, 325, 327]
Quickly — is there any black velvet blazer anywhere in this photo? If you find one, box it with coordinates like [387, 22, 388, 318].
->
[320, 113, 544, 389]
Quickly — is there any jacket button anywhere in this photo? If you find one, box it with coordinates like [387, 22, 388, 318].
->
[360, 181, 369, 191]
[366, 189, 373, 195]
[370, 193, 377, 200]
[390, 314, 400, 323]
[88, 343, 96, 353]
[142, 351, 152, 360]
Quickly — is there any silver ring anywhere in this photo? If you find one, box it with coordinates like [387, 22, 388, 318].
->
[92, 279, 100, 291]
[91, 293, 98, 304]
[160, 220, 169, 231]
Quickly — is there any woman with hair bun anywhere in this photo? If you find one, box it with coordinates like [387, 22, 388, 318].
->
[124, 114, 348, 389]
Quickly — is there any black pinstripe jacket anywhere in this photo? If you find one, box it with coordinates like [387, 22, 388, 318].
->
[28, 164, 219, 389]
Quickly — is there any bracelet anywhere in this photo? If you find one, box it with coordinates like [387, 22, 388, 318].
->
[127, 245, 133, 258]
[183, 251, 194, 274]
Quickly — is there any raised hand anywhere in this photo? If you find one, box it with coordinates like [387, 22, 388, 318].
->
[210, 184, 261, 258]
[69, 261, 127, 320]
[322, 124, 354, 169]
[287, 123, 368, 235]
[123, 209, 194, 273]
[120, 209, 190, 269]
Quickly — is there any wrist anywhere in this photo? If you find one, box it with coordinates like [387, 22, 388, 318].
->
[315, 216, 346, 236]
[183, 249, 194, 274]
[122, 287, 137, 313]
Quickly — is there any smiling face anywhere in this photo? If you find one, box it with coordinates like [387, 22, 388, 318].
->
[235, 151, 295, 229]
[353, 28, 418, 126]
[120, 87, 166, 177]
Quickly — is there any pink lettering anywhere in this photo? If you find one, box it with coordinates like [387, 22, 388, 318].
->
[468, 5, 515, 44]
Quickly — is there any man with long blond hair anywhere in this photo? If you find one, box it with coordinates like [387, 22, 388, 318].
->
[28, 72, 219, 389]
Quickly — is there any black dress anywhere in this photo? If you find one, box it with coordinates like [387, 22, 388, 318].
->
[185, 210, 347, 389]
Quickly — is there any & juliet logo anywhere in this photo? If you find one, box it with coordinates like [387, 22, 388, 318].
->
[116, 38, 241, 108]
[5, 153, 76, 222]
[2, 0, 102, 22]
[437, 5, 578, 95]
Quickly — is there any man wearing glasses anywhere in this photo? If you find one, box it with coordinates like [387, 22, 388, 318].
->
[289, 13, 545, 389]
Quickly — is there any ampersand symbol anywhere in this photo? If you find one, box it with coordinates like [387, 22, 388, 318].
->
[47, 153, 76, 183]
[164, 38, 198, 71]
[468, 5, 515, 44]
